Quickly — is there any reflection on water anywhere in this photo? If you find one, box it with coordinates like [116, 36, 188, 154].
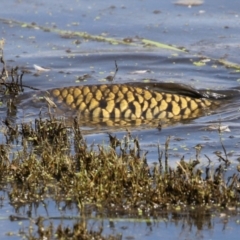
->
[2, 198, 239, 240]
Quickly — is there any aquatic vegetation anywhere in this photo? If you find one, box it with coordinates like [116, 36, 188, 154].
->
[1, 51, 240, 239]
[0, 18, 183, 52]
[0, 113, 239, 239]
[1, 114, 239, 207]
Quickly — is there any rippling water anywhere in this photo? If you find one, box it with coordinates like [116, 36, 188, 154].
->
[0, 0, 240, 239]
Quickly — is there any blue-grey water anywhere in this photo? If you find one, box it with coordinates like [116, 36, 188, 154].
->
[0, 0, 240, 239]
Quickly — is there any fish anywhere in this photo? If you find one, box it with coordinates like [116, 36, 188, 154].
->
[47, 82, 220, 126]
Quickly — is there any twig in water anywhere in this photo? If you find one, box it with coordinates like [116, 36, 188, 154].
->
[164, 136, 171, 173]
[218, 123, 231, 166]
[105, 60, 118, 81]
[158, 143, 163, 173]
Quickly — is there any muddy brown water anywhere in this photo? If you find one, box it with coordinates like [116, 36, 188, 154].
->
[1, 0, 240, 239]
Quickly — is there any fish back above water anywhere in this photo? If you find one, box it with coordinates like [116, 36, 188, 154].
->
[48, 82, 221, 126]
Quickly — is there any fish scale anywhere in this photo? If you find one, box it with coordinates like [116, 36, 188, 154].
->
[50, 83, 216, 124]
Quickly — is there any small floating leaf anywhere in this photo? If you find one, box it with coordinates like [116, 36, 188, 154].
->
[130, 70, 150, 74]
[175, 0, 204, 6]
[204, 124, 230, 132]
[143, 79, 151, 82]
[193, 61, 206, 67]
[21, 23, 28, 28]
[33, 64, 51, 72]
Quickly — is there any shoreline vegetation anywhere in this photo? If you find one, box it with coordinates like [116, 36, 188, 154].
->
[1, 50, 240, 239]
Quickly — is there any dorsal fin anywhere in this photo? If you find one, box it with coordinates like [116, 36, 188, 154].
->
[126, 82, 226, 99]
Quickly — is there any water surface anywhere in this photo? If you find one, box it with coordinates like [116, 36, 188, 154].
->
[0, 0, 240, 239]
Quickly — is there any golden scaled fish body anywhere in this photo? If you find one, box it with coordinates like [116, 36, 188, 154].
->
[49, 83, 218, 125]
